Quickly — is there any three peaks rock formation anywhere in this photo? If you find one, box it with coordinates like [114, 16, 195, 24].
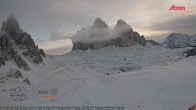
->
[72, 18, 147, 50]
[0, 15, 45, 70]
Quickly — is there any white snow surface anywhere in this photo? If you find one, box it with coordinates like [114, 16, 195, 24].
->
[0, 43, 196, 110]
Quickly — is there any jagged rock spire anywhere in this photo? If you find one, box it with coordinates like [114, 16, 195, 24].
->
[92, 17, 108, 28]
[0, 14, 45, 70]
[90, 17, 110, 39]
[1, 14, 21, 33]
[72, 18, 147, 50]
[117, 19, 127, 25]
[113, 19, 133, 34]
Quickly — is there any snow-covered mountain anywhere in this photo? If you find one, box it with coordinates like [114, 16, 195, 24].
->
[164, 33, 196, 48]
[0, 15, 45, 85]
[58, 43, 184, 75]
[0, 15, 191, 88]
[0, 15, 196, 110]
[0, 15, 186, 86]
[0, 14, 45, 69]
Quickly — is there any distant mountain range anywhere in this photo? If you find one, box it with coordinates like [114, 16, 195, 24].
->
[164, 33, 196, 49]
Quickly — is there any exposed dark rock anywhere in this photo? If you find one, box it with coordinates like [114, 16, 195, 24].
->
[113, 19, 133, 35]
[132, 32, 146, 46]
[91, 17, 108, 29]
[39, 49, 45, 57]
[184, 47, 196, 57]
[111, 19, 135, 47]
[104, 73, 110, 75]
[14, 54, 30, 70]
[0, 34, 15, 67]
[0, 69, 31, 85]
[147, 40, 160, 45]
[23, 79, 31, 85]
[14, 70, 23, 79]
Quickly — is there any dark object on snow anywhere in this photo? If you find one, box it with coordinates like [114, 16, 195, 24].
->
[23, 79, 31, 85]
[0, 69, 31, 85]
[147, 40, 160, 45]
[185, 47, 196, 57]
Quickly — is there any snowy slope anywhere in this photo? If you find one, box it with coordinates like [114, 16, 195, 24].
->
[0, 43, 195, 110]
[0, 43, 187, 88]
[55, 43, 185, 74]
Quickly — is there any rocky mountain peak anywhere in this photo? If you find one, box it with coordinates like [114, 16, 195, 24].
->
[72, 18, 147, 50]
[117, 19, 127, 25]
[92, 17, 108, 28]
[90, 18, 110, 39]
[114, 19, 133, 34]
[72, 18, 110, 50]
[1, 14, 21, 33]
[0, 15, 45, 70]
[94, 17, 102, 23]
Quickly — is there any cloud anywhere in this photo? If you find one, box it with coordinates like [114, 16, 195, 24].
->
[50, 32, 75, 41]
[44, 46, 72, 55]
[72, 19, 140, 44]
[36, 39, 73, 55]
[150, 13, 196, 34]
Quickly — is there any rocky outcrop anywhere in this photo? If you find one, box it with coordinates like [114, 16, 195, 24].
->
[72, 18, 110, 50]
[0, 14, 45, 69]
[147, 40, 160, 46]
[111, 19, 135, 47]
[184, 47, 196, 57]
[72, 18, 146, 50]
[132, 32, 146, 46]
[0, 69, 30, 85]
[0, 34, 15, 66]
[164, 33, 196, 49]
[13, 54, 30, 70]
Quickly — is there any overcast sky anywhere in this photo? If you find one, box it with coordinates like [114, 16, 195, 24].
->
[0, 0, 196, 55]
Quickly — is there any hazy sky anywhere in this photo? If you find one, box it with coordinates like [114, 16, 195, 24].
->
[0, 0, 196, 55]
